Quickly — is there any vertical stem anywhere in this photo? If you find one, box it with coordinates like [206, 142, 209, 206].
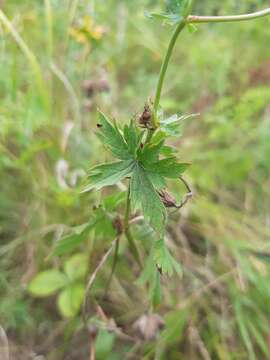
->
[146, 19, 186, 143]
[153, 19, 186, 118]
[104, 235, 120, 296]
[124, 184, 143, 269]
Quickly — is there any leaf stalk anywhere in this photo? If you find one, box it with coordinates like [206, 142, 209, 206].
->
[187, 7, 270, 24]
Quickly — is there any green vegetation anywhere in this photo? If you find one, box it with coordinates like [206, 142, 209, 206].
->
[1, 1, 270, 359]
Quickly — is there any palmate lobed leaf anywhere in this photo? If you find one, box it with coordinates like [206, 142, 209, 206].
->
[130, 163, 167, 233]
[82, 160, 135, 192]
[84, 110, 190, 233]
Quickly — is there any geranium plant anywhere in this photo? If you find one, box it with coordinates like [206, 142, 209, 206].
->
[29, 0, 270, 317]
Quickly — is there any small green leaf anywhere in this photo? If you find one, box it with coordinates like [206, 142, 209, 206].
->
[64, 254, 88, 281]
[187, 23, 197, 33]
[51, 223, 93, 257]
[97, 112, 131, 160]
[57, 283, 84, 318]
[145, 11, 182, 26]
[28, 270, 67, 297]
[83, 160, 135, 192]
[154, 239, 182, 276]
[130, 164, 166, 233]
[52, 233, 84, 257]
[166, 113, 198, 124]
[160, 113, 198, 136]
[95, 329, 115, 360]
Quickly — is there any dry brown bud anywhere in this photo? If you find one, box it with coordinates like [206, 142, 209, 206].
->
[112, 216, 123, 235]
[158, 190, 178, 208]
[139, 104, 152, 128]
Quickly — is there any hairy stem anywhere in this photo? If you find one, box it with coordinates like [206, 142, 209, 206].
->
[124, 184, 143, 269]
[187, 7, 270, 24]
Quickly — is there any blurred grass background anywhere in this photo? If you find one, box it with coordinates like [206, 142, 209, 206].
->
[1, 0, 270, 359]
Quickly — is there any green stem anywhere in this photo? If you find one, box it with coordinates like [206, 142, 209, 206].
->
[187, 7, 270, 24]
[104, 235, 120, 296]
[124, 184, 143, 269]
[153, 19, 186, 119]
[145, 19, 187, 143]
